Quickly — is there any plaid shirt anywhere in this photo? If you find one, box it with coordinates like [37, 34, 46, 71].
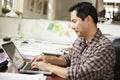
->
[63, 29, 115, 80]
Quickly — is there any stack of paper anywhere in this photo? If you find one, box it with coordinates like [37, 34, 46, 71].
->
[0, 73, 46, 80]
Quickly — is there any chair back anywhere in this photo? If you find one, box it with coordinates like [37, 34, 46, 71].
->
[113, 38, 120, 80]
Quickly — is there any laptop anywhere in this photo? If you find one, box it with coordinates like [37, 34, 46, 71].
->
[1, 41, 52, 75]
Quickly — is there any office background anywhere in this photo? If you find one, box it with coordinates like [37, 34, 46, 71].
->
[0, 0, 120, 44]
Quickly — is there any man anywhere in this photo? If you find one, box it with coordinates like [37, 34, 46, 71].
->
[31, 2, 115, 80]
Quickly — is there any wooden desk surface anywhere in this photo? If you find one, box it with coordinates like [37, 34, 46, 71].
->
[0, 53, 65, 80]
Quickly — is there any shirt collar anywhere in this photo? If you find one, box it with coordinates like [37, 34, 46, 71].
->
[86, 28, 102, 45]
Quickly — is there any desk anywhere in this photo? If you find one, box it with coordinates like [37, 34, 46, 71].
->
[0, 39, 71, 57]
[0, 39, 69, 80]
[0, 53, 65, 80]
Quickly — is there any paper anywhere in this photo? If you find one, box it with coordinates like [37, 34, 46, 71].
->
[0, 73, 46, 80]
[13, 40, 72, 56]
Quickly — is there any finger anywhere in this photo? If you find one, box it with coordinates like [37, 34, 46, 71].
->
[30, 58, 35, 63]
[30, 56, 40, 63]
[31, 62, 38, 69]
[30, 55, 38, 62]
[31, 62, 36, 67]
[31, 65, 37, 69]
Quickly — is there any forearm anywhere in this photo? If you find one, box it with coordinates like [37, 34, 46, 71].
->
[46, 57, 67, 67]
[47, 63, 67, 79]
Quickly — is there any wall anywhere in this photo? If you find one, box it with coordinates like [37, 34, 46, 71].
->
[0, 17, 20, 38]
[97, 23, 120, 40]
[20, 19, 76, 44]
[0, 17, 76, 44]
[0, 17, 120, 44]
[54, 0, 80, 20]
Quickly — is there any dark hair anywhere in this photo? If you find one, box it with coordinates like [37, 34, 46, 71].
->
[69, 2, 98, 24]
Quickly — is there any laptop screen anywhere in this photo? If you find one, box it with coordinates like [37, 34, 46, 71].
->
[2, 42, 25, 69]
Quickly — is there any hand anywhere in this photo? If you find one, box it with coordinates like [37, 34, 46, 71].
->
[30, 54, 48, 63]
[31, 62, 50, 71]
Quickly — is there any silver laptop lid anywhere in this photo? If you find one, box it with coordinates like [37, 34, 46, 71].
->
[1, 42, 25, 69]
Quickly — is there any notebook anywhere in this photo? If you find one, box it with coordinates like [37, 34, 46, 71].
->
[1, 41, 52, 75]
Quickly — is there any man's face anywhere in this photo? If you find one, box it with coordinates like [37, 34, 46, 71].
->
[70, 10, 88, 37]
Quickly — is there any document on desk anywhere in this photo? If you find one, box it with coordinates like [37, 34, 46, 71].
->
[13, 40, 72, 57]
[0, 73, 46, 80]
[17, 43, 65, 56]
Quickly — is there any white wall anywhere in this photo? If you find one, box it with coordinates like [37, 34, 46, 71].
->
[0, 17, 76, 44]
[0, 17, 20, 38]
[0, 17, 120, 44]
[98, 23, 120, 37]
[20, 19, 76, 44]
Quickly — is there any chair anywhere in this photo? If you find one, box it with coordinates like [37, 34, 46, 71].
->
[113, 38, 120, 80]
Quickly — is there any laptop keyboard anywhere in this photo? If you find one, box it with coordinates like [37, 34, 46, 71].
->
[24, 63, 31, 70]
[24, 63, 39, 71]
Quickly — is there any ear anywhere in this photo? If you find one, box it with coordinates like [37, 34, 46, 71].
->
[85, 16, 93, 24]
